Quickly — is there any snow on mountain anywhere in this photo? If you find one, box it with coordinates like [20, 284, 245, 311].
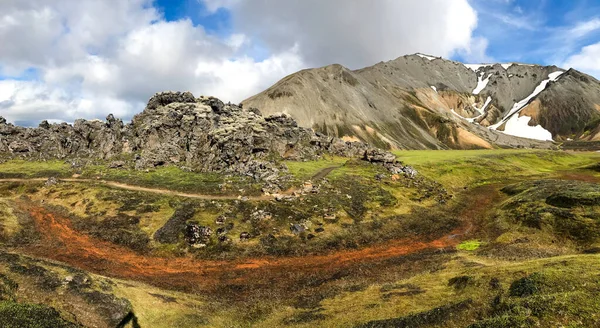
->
[464, 63, 513, 72]
[491, 70, 564, 129]
[416, 53, 437, 61]
[475, 96, 492, 115]
[489, 70, 565, 140]
[502, 114, 553, 141]
[473, 73, 491, 94]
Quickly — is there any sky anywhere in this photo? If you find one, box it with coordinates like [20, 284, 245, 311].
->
[1, 0, 599, 126]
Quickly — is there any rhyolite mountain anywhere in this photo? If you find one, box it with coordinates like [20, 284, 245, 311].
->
[243, 54, 600, 149]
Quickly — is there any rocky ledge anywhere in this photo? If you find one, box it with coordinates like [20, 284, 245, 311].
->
[0, 91, 412, 180]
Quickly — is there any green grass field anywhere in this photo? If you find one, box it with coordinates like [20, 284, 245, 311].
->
[395, 149, 600, 189]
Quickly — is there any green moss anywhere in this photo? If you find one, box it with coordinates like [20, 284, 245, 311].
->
[457, 240, 482, 251]
[81, 165, 262, 195]
[284, 157, 347, 181]
[0, 301, 78, 328]
[0, 160, 71, 178]
[394, 149, 600, 190]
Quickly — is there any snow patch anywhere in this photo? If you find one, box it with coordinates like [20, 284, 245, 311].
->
[548, 71, 565, 81]
[501, 113, 553, 141]
[465, 63, 513, 72]
[491, 70, 565, 130]
[464, 64, 488, 72]
[474, 96, 492, 115]
[416, 53, 437, 61]
[489, 70, 565, 140]
[473, 73, 491, 95]
[431, 86, 437, 93]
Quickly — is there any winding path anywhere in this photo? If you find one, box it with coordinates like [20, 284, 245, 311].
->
[0, 165, 341, 201]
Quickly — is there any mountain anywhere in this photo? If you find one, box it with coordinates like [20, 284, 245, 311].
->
[242, 54, 600, 149]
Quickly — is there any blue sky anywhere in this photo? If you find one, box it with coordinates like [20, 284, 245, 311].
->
[464, 0, 600, 65]
[155, 0, 233, 36]
[0, 0, 599, 125]
[153, 0, 600, 67]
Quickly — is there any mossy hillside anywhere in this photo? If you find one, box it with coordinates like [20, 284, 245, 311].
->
[0, 159, 72, 179]
[0, 301, 79, 328]
[500, 180, 600, 244]
[395, 149, 600, 189]
[1, 158, 452, 259]
[81, 165, 264, 196]
[284, 156, 348, 182]
[252, 254, 600, 328]
[0, 252, 134, 328]
[0, 200, 19, 241]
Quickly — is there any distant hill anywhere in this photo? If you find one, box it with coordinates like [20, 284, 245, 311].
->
[243, 54, 600, 149]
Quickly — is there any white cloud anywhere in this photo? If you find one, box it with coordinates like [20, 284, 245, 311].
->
[567, 18, 600, 39]
[563, 42, 600, 78]
[458, 37, 493, 64]
[0, 0, 304, 125]
[209, 0, 480, 69]
[0, 0, 484, 125]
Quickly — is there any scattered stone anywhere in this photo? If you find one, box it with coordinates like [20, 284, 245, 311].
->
[184, 224, 212, 245]
[315, 227, 325, 233]
[215, 215, 226, 225]
[251, 210, 273, 221]
[364, 149, 396, 163]
[375, 173, 387, 180]
[109, 160, 126, 168]
[45, 177, 59, 186]
[240, 232, 251, 241]
[290, 223, 306, 234]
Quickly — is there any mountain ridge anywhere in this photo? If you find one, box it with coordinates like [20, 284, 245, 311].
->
[243, 53, 600, 149]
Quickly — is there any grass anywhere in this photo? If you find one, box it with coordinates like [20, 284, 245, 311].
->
[112, 279, 209, 328]
[284, 156, 348, 181]
[252, 253, 600, 328]
[0, 159, 71, 178]
[395, 149, 600, 189]
[0, 200, 19, 240]
[457, 240, 482, 251]
[81, 165, 263, 195]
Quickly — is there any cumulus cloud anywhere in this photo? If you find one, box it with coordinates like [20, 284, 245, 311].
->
[0, 0, 482, 125]
[0, 0, 304, 125]
[563, 42, 600, 78]
[208, 0, 481, 69]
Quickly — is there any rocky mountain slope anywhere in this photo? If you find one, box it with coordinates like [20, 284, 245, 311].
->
[243, 54, 600, 149]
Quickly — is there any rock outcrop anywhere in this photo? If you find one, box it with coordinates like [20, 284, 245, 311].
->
[0, 92, 408, 180]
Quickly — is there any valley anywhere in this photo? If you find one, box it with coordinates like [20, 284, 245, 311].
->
[1, 149, 599, 327]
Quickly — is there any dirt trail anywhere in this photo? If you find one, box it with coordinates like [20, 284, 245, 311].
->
[14, 184, 501, 295]
[0, 165, 339, 201]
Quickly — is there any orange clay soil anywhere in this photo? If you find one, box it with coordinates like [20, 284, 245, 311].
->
[15, 185, 501, 295]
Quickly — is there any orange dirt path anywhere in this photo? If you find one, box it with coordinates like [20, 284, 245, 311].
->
[16, 185, 501, 294]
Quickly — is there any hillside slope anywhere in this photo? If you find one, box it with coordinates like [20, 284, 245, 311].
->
[243, 54, 600, 149]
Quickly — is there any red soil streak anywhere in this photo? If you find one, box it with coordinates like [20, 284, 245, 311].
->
[16, 185, 500, 294]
